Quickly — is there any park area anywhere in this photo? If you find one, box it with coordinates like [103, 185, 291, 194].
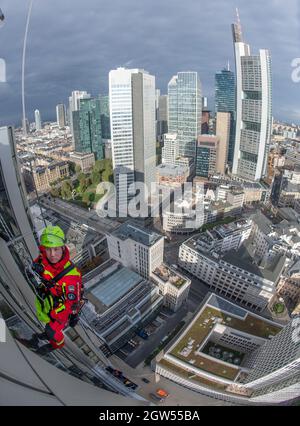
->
[50, 159, 113, 209]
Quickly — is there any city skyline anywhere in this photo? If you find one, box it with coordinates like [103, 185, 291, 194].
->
[0, 0, 299, 126]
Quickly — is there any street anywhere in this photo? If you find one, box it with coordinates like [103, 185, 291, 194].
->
[119, 304, 189, 368]
[110, 355, 231, 406]
[39, 195, 120, 235]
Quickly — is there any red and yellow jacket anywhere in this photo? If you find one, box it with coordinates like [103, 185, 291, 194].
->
[34, 246, 83, 321]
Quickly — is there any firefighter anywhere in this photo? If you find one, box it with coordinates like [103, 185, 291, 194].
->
[29, 225, 83, 355]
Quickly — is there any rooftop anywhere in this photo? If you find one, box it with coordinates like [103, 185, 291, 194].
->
[156, 163, 189, 177]
[223, 240, 286, 282]
[152, 264, 188, 289]
[167, 294, 282, 381]
[251, 211, 273, 235]
[89, 266, 142, 310]
[112, 222, 162, 247]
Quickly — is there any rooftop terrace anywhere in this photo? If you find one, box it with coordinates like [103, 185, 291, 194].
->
[167, 294, 282, 381]
[152, 264, 188, 289]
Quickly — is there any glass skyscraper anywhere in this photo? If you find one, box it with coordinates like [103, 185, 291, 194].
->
[73, 98, 104, 160]
[196, 146, 210, 177]
[168, 72, 202, 159]
[232, 15, 272, 181]
[215, 68, 236, 165]
[99, 95, 111, 140]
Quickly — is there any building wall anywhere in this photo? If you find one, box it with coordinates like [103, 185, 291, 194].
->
[216, 112, 231, 174]
[162, 134, 179, 165]
[107, 234, 164, 279]
[132, 71, 156, 197]
[179, 242, 275, 311]
[168, 72, 202, 158]
[232, 40, 272, 181]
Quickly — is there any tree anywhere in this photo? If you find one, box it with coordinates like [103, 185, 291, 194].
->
[77, 172, 85, 182]
[82, 192, 93, 205]
[94, 159, 106, 173]
[61, 180, 73, 199]
[69, 162, 76, 175]
[75, 164, 82, 175]
[102, 169, 112, 182]
[50, 187, 60, 198]
[92, 170, 101, 185]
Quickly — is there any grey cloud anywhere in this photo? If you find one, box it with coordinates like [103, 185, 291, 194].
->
[0, 0, 299, 126]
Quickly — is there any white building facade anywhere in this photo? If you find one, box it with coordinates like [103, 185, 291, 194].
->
[109, 68, 156, 210]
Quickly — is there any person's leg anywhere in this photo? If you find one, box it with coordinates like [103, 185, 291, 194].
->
[44, 320, 65, 350]
[35, 343, 55, 355]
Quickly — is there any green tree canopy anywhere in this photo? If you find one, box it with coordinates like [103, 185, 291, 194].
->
[78, 177, 87, 193]
[75, 164, 82, 174]
[91, 170, 101, 185]
[61, 180, 73, 199]
[94, 159, 106, 173]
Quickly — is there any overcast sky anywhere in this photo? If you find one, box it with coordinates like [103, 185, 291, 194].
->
[0, 0, 299, 127]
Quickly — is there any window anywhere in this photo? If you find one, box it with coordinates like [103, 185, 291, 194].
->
[0, 164, 20, 240]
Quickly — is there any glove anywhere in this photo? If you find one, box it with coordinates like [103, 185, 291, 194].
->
[69, 314, 79, 328]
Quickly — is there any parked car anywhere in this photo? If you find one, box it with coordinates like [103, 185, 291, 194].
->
[137, 329, 148, 340]
[149, 393, 164, 402]
[156, 388, 169, 398]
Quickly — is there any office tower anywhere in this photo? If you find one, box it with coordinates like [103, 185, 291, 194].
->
[34, 109, 42, 131]
[216, 111, 231, 174]
[73, 98, 103, 160]
[22, 118, 30, 136]
[158, 95, 168, 137]
[196, 135, 221, 178]
[244, 318, 300, 403]
[215, 67, 236, 165]
[0, 126, 145, 404]
[107, 222, 164, 279]
[232, 12, 272, 181]
[168, 72, 202, 159]
[68, 90, 91, 137]
[201, 97, 210, 134]
[99, 95, 111, 140]
[109, 67, 156, 210]
[155, 89, 160, 141]
[156, 90, 169, 141]
[56, 103, 66, 128]
[162, 133, 179, 165]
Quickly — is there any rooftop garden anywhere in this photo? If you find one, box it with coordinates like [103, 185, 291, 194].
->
[169, 305, 281, 380]
[199, 216, 236, 232]
[158, 358, 228, 391]
[272, 302, 285, 314]
[171, 277, 187, 288]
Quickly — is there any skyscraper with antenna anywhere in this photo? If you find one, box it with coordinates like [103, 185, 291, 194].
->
[231, 9, 272, 181]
